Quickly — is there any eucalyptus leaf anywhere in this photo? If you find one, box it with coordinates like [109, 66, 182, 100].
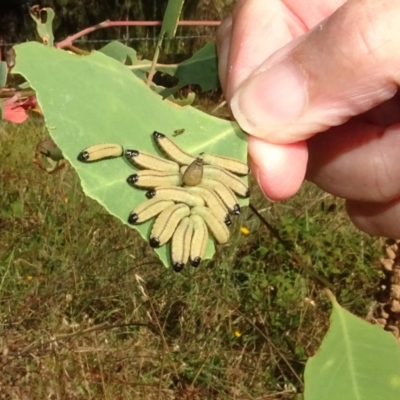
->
[30, 7, 55, 46]
[304, 294, 400, 400]
[13, 42, 248, 268]
[161, 0, 185, 39]
[100, 40, 218, 95]
[157, 42, 219, 95]
[151, 84, 195, 106]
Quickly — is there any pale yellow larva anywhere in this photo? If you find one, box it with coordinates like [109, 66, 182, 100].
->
[145, 186, 205, 207]
[185, 185, 231, 226]
[202, 165, 250, 198]
[171, 216, 193, 272]
[200, 178, 241, 215]
[77, 143, 123, 162]
[125, 149, 179, 172]
[152, 131, 196, 165]
[127, 170, 183, 188]
[200, 152, 249, 176]
[189, 214, 209, 267]
[149, 203, 191, 248]
[128, 198, 175, 224]
[190, 206, 230, 244]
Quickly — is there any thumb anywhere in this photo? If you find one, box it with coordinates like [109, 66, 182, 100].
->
[230, 0, 400, 144]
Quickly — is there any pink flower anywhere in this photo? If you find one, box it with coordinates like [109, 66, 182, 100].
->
[2, 96, 38, 123]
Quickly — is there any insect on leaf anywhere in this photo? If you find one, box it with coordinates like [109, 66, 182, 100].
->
[13, 42, 248, 268]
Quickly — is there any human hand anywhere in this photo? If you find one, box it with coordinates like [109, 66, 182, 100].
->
[217, 0, 400, 238]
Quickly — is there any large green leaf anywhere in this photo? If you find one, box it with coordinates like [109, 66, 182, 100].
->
[99, 42, 195, 105]
[100, 41, 218, 95]
[304, 294, 400, 400]
[13, 42, 248, 267]
[158, 42, 219, 95]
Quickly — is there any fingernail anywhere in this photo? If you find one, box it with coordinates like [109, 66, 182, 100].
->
[231, 61, 308, 136]
[249, 160, 275, 202]
[257, 171, 277, 203]
[257, 175, 276, 203]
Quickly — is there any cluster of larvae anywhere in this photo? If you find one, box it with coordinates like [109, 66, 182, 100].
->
[368, 239, 400, 342]
[77, 131, 250, 272]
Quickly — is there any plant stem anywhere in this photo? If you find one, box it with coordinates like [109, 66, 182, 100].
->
[146, 31, 165, 86]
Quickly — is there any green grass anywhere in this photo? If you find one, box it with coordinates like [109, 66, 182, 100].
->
[0, 117, 382, 399]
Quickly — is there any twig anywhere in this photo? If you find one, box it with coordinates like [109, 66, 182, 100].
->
[0, 90, 36, 99]
[127, 62, 178, 71]
[147, 31, 165, 86]
[56, 20, 110, 48]
[64, 44, 90, 55]
[249, 203, 291, 249]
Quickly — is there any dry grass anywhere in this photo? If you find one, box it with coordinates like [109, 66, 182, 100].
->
[0, 116, 382, 399]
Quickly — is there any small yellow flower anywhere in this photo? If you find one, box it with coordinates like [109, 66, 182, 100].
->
[240, 227, 250, 235]
[64, 197, 69, 204]
[234, 330, 242, 338]
[26, 276, 33, 281]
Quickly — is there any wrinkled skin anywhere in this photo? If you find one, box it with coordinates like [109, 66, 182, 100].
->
[217, 0, 400, 238]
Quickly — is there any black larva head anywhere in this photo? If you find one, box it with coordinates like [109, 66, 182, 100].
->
[149, 237, 160, 248]
[173, 262, 184, 272]
[77, 151, 90, 162]
[232, 204, 241, 215]
[245, 188, 250, 198]
[125, 149, 140, 158]
[153, 131, 165, 139]
[128, 213, 139, 224]
[146, 189, 156, 199]
[126, 174, 139, 185]
[190, 257, 201, 267]
[224, 215, 232, 226]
